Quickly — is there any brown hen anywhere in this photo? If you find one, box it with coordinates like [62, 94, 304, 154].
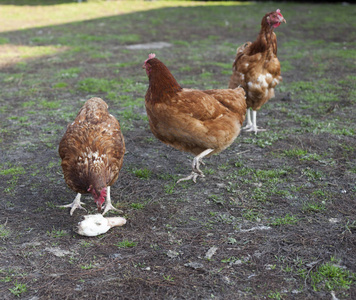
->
[229, 9, 286, 134]
[59, 97, 125, 215]
[143, 54, 246, 183]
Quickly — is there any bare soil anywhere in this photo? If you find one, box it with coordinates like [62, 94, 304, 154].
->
[0, 2, 355, 299]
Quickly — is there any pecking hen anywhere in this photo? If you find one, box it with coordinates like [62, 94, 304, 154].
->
[59, 97, 125, 216]
[229, 9, 286, 134]
[143, 54, 246, 183]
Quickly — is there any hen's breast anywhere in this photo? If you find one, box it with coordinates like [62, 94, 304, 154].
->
[232, 51, 281, 110]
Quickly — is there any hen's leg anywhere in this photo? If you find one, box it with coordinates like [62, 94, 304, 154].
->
[59, 193, 86, 216]
[177, 149, 214, 183]
[242, 109, 253, 130]
[244, 110, 266, 134]
[102, 186, 123, 216]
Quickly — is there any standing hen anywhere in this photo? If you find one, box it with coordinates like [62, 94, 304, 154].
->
[143, 54, 246, 183]
[229, 9, 286, 134]
[59, 97, 125, 216]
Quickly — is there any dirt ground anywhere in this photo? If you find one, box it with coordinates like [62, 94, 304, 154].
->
[0, 2, 356, 299]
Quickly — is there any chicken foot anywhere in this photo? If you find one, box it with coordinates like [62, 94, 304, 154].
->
[177, 148, 214, 183]
[243, 109, 266, 134]
[102, 186, 123, 216]
[59, 193, 87, 216]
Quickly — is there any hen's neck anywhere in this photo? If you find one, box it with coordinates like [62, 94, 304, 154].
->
[249, 23, 277, 57]
[147, 65, 182, 104]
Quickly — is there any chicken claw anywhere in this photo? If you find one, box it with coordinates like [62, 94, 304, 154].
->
[177, 171, 203, 184]
[177, 148, 213, 183]
[243, 109, 266, 134]
[244, 124, 266, 134]
[59, 193, 87, 216]
[102, 203, 123, 216]
[101, 186, 123, 216]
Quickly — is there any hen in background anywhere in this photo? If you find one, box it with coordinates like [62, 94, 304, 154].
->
[143, 54, 246, 183]
[59, 97, 125, 215]
[229, 9, 286, 134]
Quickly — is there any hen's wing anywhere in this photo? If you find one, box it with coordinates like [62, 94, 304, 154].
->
[228, 42, 252, 90]
[145, 88, 246, 156]
[203, 88, 246, 123]
[59, 98, 125, 194]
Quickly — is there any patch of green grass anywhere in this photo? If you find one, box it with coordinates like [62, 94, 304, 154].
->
[0, 275, 12, 283]
[200, 71, 213, 79]
[179, 66, 192, 72]
[46, 227, 68, 238]
[281, 60, 294, 72]
[1, 165, 25, 195]
[284, 148, 308, 158]
[45, 201, 57, 209]
[0, 224, 11, 239]
[8, 115, 29, 123]
[22, 101, 36, 108]
[0, 37, 10, 44]
[80, 241, 93, 248]
[115, 240, 137, 248]
[0, 166, 25, 176]
[172, 40, 190, 47]
[130, 202, 145, 210]
[132, 168, 152, 179]
[164, 182, 176, 194]
[9, 281, 27, 297]
[39, 99, 61, 109]
[77, 77, 116, 93]
[312, 189, 326, 197]
[310, 261, 356, 292]
[243, 131, 283, 148]
[251, 187, 268, 203]
[163, 274, 174, 282]
[208, 194, 225, 205]
[242, 209, 262, 222]
[80, 263, 95, 270]
[269, 214, 298, 226]
[56, 67, 81, 79]
[302, 168, 323, 181]
[215, 213, 237, 225]
[53, 82, 68, 89]
[254, 168, 288, 181]
[112, 61, 138, 69]
[267, 291, 283, 300]
[117, 107, 144, 121]
[302, 201, 326, 213]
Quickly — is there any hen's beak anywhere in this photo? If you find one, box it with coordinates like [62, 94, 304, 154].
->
[142, 64, 146, 69]
[281, 17, 286, 23]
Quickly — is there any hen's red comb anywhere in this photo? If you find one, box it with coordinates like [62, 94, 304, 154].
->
[144, 53, 156, 64]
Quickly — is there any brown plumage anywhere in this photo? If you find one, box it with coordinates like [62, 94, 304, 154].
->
[229, 9, 286, 134]
[59, 97, 125, 215]
[143, 54, 246, 183]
